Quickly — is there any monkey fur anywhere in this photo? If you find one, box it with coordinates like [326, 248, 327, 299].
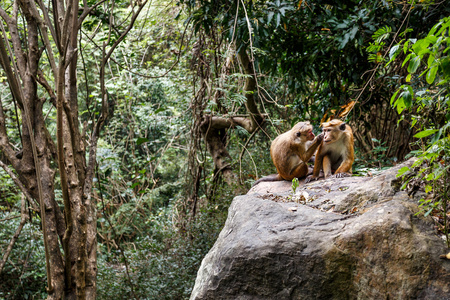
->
[253, 121, 323, 186]
[305, 119, 354, 183]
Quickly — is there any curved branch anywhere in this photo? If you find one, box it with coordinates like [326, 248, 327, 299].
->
[208, 115, 252, 131]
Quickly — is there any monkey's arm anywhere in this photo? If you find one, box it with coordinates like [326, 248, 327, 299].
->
[300, 133, 323, 162]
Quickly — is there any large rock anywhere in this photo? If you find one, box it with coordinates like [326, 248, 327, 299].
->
[191, 159, 450, 299]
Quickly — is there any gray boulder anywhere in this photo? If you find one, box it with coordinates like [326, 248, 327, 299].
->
[191, 159, 450, 299]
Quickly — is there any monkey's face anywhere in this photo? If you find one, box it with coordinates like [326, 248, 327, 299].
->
[292, 122, 315, 142]
[322, 126, 335, 144]
[322, 122, 346, 144]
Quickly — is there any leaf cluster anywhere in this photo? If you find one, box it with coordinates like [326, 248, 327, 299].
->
[392, 17, 450, 247]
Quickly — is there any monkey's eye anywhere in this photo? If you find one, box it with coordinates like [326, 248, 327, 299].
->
[296, 132, 301, 137]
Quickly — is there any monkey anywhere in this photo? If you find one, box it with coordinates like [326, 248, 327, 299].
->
[305, 119, 354, 183]
[253, 121, 323, 186]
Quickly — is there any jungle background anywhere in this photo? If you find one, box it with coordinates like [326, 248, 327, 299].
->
[0, 0, 449, 299]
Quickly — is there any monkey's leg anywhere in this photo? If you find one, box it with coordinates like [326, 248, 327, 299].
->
[290, 162, 308, 179]
[322, 156, 332, 178]
[333, 159, 353, 178]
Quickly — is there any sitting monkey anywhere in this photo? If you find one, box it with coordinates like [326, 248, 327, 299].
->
[254, 121, 323, 185]
[305, 119, 354, 183]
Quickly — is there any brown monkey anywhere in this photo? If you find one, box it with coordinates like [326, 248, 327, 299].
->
[254, 122, 323, 185]
[305, 119, 354, 183]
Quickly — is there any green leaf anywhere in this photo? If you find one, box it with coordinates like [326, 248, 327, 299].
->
[424, 207, 433, 217]
[268, 11, 274, 23]
[155, 107, 166, 114]
[427, 54, 436, 67]
[395, 96, 406, 114]
[414, 129, 438, 138]
[424, 35, 438, 44]
[402, 53, 412, 67]
[396, 166, 410, 177]
[390, 89, 400, 105]
[136, 137, 149, 146]
[405, 73, 412, 82]
[412, 39, 430, 54]
[389, 44, 400, 60]
[426, 66, 438, 84]
[407, 56, 421, 73]
[349, 26, 358, 40]
[340, 33, 350, 49]
[428, 20, 443, 36]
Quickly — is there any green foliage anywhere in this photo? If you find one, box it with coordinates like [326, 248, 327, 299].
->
[0, 213, 47, 298]
[97, 193, 232, 299]
[3, 1, 450, 298]
[353, 138, 397, 176]
[0, 169, 20, 210]
[291, 177, 299, 194]
[390, 17, 450, 247]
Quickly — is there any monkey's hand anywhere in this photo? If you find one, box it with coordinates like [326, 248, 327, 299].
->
[315, 133, 324, 142]
[305, 175, 319, 183]
[332, 172, 352, 178]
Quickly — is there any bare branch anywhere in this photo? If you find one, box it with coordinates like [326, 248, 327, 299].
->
[0, 7, 13, 24]
[208, 115, 253, 132]
[91, 0, 149, 149]
[1, 4, 27, 82]
[78, 0, 109, 27]
[0, 23, 24, 108]
[35, 0, 61, 53]
[28, 0, 58, 78]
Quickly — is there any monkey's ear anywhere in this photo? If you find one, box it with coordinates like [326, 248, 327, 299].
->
[339, 122, 347, 131]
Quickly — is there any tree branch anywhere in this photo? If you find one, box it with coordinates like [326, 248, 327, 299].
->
[28, 0, 58, 79]
[0, 24, 24, 108]
[1, 6, 27, 83]
[35, 0, 61, 54]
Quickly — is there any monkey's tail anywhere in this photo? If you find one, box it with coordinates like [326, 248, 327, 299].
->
[252, 174, 283, 187]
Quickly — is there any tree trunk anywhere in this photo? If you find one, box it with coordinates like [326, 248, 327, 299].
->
[0, 0, 145, 297]
[198, 49, 264, 184]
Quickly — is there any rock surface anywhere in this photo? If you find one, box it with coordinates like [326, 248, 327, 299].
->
[191, 159, 450, 299]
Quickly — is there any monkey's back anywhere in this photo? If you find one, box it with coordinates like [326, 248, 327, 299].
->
[270, 131, 303, 180]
